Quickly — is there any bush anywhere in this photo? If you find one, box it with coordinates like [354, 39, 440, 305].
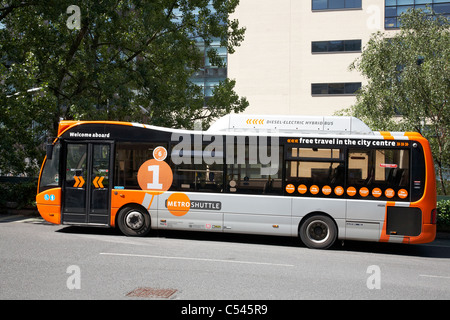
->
[0, 179, 38, 212]
[437, 199, 450, 231]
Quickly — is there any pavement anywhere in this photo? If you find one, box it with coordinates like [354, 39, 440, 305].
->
[1, 213, 450, 300]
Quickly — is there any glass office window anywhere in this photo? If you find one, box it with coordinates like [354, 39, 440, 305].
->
[183, 1, 228, 101]
[312, 0, 328, 10]
[311, 83, 328, 95]
[385, 17, 398, 28]
[312, 0, 361, 10]
[329, 0, 345, 9]
[312, 41, 328, 53]
[328, 83, 345, 94]
[329, 40, 345, 51]
[312, 40, 361, 53]
[345, 0, 362, 8]
[385, 0, 450, 29]
[345, 40, 362, 51]
[385, 6, 397, 17]
[345, 82, 362, 94]
[397, 5, 413, 15]
[311, 83, 361, 95]
[435, 3, 450, 13]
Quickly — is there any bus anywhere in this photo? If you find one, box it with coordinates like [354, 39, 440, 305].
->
[36, 114, 437, 249]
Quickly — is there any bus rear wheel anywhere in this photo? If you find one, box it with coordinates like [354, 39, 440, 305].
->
[299, 214, 337, 249]
[117, 206, 151, 237]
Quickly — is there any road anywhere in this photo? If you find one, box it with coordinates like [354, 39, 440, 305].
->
[0, 214, 449, 301]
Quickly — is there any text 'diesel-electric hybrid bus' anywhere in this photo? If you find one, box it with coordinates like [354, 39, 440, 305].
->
[36, 114, 437, 249]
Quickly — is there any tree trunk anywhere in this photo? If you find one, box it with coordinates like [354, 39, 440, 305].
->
[437, 164, 447, 195]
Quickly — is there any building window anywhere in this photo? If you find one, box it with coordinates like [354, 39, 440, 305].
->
[312, 40, 362, 53]
[312, 0, 362, 11]
[174, 1, 229, 102]
[190, 42, 228, 100]
[385, 0, 450, 29]
[311, 82, 361, 95]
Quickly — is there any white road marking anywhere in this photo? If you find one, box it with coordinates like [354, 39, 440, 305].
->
[15, 217, 46, 224]
[0, 216, 44, 224]
[100, 252, 294, 267]
[419, 274, 450, 280]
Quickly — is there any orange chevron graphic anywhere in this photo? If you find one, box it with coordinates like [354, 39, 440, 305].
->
[93, 176, 104, 188]
[93, 176, 99, 188]
[246, 118, 264, 125]
[73, 176, 85, 188]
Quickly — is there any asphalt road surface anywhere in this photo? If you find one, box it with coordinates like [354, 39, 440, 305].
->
[1, 214, 449, 301]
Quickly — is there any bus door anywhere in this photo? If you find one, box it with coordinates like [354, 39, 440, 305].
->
[62, 142, 113, 225]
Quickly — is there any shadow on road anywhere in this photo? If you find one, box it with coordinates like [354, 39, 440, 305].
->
[336, 239, 450, 259]
[56, 224, 450, 259]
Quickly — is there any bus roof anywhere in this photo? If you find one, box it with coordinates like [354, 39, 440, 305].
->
[57, 115, 423, 140]
[206, 114, 373, 135]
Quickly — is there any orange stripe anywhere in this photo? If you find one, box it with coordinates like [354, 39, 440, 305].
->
[380, 201, 395, 242]
[403, 132, 422, 138]
[379, 131, 394, 140]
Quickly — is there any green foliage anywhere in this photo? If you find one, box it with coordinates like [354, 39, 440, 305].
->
[437, 199, 450, 230]
[0, 0, 248, 176]
[342, 8, 449, 194]
[0, 179, 38, 211]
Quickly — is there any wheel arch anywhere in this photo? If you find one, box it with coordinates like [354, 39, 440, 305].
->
[298, 211, 338, 235]
[114, 202, 152, 227]
[115, 203, 153, 236]
[297, 211, 340, 249]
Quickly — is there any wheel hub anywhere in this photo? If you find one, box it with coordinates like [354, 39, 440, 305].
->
[126, 211, 144, 230]
[307, 221, 329, 243]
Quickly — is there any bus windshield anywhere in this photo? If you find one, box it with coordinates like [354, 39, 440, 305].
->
[39, 142, 61, 193]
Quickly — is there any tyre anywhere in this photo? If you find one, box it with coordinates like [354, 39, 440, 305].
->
[117, 206, 151, 237]
[299, 214, 337, 249]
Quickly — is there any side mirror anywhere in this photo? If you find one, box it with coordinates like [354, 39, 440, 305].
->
[46, 144, 54, 160]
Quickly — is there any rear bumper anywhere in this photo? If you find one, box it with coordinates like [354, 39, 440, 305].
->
[407, 224, 436, 244]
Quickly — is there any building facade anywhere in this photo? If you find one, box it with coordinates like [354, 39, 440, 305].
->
[228, 0, 449, 116]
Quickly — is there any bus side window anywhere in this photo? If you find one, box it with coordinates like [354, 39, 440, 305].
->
[411, 144, 425, 202]
[348, 150, 370, 185]
[347, 148, 410, 200]
[114, 143, 161, 189]
[285, 147, 344, 195]
[226, 141, 283, 195]
[170, 145, 224, 193]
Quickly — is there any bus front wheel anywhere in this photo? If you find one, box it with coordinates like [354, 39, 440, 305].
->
[299, 214, 337, 249]
[117, 205, 151, 237]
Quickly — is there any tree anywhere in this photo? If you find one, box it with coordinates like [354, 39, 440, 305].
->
[342, 8, 449, 194]
[0, 0, 248, 176]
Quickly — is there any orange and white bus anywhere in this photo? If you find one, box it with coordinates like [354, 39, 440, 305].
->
[36, 114, 437, 249]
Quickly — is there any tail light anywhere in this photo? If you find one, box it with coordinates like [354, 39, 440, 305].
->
[431, 209, 437, 224]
